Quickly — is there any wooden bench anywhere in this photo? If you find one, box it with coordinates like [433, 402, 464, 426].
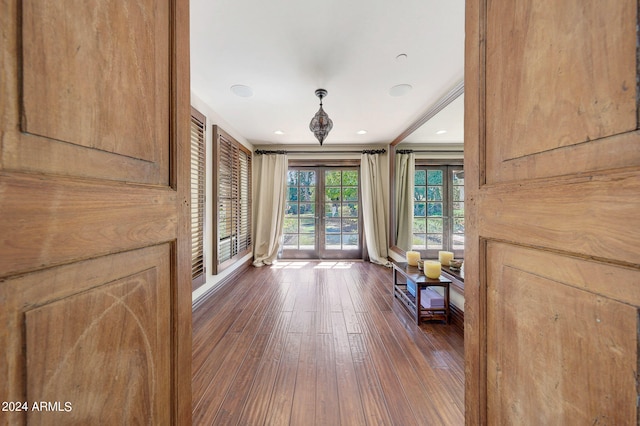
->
[392, 261, 451, 324]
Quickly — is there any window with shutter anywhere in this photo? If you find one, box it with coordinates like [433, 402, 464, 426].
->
[213, 125, 252, 273]
[190, 107, 206, 288]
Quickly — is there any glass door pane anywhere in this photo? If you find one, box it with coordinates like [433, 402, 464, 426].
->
[321, 168, 361, 257]
[452, 168, 465, 252]
[413, 167, 445, 252]
[282, 166, 362, 259]
[282, 169, 318, 258]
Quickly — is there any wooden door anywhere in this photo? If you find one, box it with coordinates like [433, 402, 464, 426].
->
[465, 1, 640, 424]
[0, 0, 191, 424]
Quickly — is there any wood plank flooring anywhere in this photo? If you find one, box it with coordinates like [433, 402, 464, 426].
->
[192, 261, 464, 425]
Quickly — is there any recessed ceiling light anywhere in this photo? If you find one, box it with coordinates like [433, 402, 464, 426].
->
[436, 130, 447, 135]
[389, 84, 412, 97]
[230, 84, 253, 98]
[274, 130, 284, 135]
[356, 130, 367, 135]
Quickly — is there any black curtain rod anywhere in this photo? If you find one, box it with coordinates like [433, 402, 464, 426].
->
[396, 149, 462, 155]
[255, 148, 386, 155]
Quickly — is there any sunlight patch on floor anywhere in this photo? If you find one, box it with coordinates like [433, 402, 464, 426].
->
[271, 260, 355, 269]
[270, 261, 309, 269]
[313, 261, 354, 269]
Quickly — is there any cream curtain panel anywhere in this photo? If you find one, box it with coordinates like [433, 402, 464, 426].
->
[394, 152, 415, 252]
[252, 154, 288, 267]
[360, 153, 391, 267]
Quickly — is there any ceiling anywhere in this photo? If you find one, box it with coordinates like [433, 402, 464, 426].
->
[190, 0, 465, 146]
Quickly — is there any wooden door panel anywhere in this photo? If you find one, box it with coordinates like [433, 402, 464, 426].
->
[0, 172, 177, 277]
[1, 122, 168, 186]
[486, 242, 638, 424]
[1, 245, 172, 425]
[465, 0, 640, 423]
[22, 0, 169, 163]
[477, 169, 639, 264]
[483, 130, 640, 183]
[1, 0, 191, 423]
[485, 0, 638, 184]
[486, 243, 640, 306]
[6, 0, 170, 185]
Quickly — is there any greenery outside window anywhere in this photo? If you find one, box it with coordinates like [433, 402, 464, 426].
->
[413, 164, 464, 259]
[282, 163, 362, 259]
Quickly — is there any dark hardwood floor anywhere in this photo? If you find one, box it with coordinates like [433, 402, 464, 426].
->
[192, 261, 464, 425]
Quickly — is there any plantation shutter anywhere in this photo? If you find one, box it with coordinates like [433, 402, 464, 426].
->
[190, 107, 206, 287]
[217, 131, 235, 264]
[214, 126, 252, 273]
[237, 150, 251, 253]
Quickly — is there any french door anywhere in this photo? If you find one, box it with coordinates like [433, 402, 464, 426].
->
[282, 167, 362, 259]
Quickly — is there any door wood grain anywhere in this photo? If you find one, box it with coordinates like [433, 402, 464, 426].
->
[0, 0, 191, 424]
[465, 0, 640, 423]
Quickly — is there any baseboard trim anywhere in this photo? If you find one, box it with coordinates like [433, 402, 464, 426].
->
[192, 257, 252, 311]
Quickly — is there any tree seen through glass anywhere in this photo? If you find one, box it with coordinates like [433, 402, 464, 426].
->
[412, 166, 464, 255]
[284, 168, 360, 252]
